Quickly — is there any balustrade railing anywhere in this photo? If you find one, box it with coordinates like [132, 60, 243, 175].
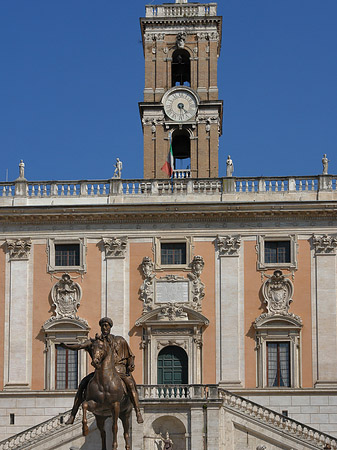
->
[0, 175, 335, 200]
[145, 4, 217, 18]
[139, 384, 218, 400]
[0, 409, 93, 450]
[220, 389, 337, 449]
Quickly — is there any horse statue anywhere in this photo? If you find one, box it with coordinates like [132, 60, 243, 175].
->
[82, 335, 132, 450]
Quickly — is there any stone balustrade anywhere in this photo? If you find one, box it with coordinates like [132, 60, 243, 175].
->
[145, 4, 217, 18]
[221, 389, 337, 450]
[139, 384, 218, 400]
[0, 175, 335, 203]
[0, 409, 91, 450]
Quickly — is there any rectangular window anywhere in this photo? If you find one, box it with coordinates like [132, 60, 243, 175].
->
[55, 345, 78, 390]
[267, 342, 290, 387]
[265, 241, 290, 264]
[55, 244, 80, 267]
[161, 243, 186, 265]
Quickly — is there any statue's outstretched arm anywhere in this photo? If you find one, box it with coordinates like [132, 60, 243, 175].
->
[59, 340, 91, 351]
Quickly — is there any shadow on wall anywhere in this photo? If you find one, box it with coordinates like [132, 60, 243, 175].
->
[149, 415, 186, 450]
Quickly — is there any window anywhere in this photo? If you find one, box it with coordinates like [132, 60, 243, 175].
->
[55, 244, 80, 267]
[155, 237, 192, 268]
[172, 49, 190, 86]
[255, 315, 302, 388]
[257, 235, 297, 270]
[267, 342, 290, 387]
[55, 345, 78, 390]
[43, 317, 89, 389]
[47, 238, 86, 272]
[265, 241, 290, 264]
[161, 243, 186, 265]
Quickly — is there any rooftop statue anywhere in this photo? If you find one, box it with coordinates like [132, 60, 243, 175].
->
[113, 158, 123, 178]
[226, 155, 234, 177]
[322, 153, 329, 175]
[60, 317, 143, 450]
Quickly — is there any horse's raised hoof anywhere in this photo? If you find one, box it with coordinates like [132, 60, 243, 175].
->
[82, 423, 89, 436]
[65, 415, 75, 425]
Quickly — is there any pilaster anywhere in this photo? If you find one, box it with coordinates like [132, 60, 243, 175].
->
[216, 235, 244, 388]
[313, 234, 337, 387]
[101, 237, 129, 339]
[4, 239, 32, 390]
[190, 407, 204, 448]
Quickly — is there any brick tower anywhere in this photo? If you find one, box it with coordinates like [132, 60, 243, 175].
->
[140, 0, 223, 179]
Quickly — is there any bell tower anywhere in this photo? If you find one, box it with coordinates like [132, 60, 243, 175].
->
[140, 0, 223, 179]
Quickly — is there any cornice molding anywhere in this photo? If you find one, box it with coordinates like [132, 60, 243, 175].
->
[0, 202, 336, 225]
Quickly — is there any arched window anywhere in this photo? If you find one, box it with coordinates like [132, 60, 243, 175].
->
[172, 49, 191, 86]
[157, 346, 188, 384]
[172, 129, 191, 176]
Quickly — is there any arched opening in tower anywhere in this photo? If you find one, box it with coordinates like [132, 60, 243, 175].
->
[172, 129, 191, 175]
[172, 49, 191, 86]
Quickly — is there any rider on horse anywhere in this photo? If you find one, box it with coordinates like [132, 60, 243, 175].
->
[60, 317, 144, 425]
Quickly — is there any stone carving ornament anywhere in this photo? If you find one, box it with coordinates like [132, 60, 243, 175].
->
[157, 305, 188, 321]
[176, 31, 186, 49]
[140, 257, 155, 312]
[313, 234, 337, 254]
[7, 238, 32, 260]
[216, 235, 241, 256]
[50, 273, 82, 320]
[262, 270, 293, 315]
[187, 255, 205, 311]
[140, 255, 205, 313]
[102, 237, 128, 258]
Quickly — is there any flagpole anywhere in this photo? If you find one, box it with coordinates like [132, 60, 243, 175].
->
[170, 132, 174, 193]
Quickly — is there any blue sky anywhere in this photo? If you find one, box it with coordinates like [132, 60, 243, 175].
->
[0, 0, 336, 181]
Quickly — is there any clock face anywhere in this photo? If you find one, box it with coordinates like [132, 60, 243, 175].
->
[164, 89, 197, 122]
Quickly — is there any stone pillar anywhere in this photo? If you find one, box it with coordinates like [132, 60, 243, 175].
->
[131, 409, 144, 450]
[101, 237, 129, 338]
[206, 406, 220, 449]
[313, 234, 337, 387]
[216, 235, 244, 388]
[190, 407, 204, 449]
[4, 239, 32, 389]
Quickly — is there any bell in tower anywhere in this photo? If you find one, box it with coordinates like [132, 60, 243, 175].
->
[140, 1, 223, 179]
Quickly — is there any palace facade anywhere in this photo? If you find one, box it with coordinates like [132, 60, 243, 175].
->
[0, 1, 337, 449]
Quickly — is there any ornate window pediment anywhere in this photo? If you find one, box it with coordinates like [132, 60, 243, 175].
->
[135, 305, 209, 327]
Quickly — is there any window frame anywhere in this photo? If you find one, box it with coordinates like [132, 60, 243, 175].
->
[43, 318, 89, 390]
[47, 237, 87, 273]
[266, 341, 291, 387]
[154, 236, 192, 270]
[257, 235, 298, 271]
[255, 319, 301, 389]
[55, 345, 79, 390]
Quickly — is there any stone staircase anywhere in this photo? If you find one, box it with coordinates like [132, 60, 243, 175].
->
[0, 391, 336, 449]
[220, 390, 337, 449]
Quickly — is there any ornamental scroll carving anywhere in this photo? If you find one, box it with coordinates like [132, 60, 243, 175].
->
[47, 274, 86, 324]
[313, 234, 337, 254]
[187, 255, 205, 311]
[139, 255, 205, 314]
[102, 237, 128, 258]
[140, 257, 156, 313]
[7, 238, 32, 260]
[217, 235, 241, 256]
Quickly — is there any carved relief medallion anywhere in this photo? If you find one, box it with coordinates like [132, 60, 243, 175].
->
[50, 273, 82, 320]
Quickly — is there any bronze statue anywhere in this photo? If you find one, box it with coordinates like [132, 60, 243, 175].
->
[60, 317, 143, 449]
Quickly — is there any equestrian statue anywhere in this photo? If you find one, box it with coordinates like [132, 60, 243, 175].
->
[60, 317, 143, 450]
